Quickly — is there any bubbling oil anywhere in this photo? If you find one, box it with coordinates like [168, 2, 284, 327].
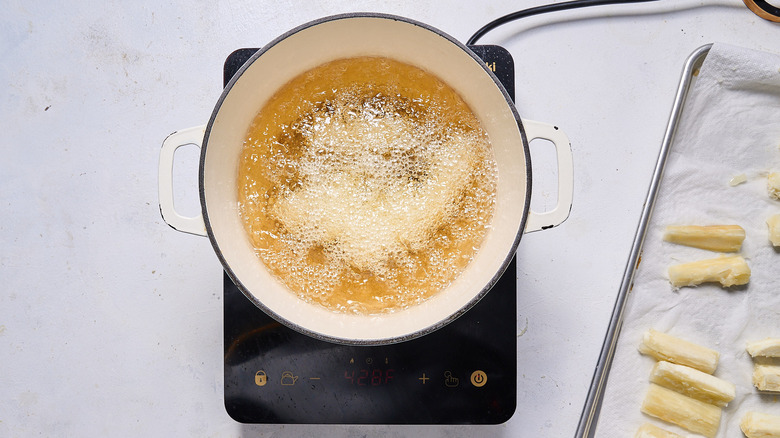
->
[238, 56, 497, 315]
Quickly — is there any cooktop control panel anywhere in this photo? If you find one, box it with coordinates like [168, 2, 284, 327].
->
[223, 45, 518, 425]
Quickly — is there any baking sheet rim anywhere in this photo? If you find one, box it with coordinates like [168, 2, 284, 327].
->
[574, 43, 714, 438]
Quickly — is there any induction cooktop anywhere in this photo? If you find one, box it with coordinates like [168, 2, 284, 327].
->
[223, 45, 518, 425]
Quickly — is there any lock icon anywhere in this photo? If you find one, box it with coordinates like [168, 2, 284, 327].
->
[255, 370, 267, 386]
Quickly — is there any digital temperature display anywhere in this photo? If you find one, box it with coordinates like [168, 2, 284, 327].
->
[344, 368, 395, 386]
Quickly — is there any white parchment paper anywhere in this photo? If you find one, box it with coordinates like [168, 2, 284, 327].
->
[594, 43, 780, 437]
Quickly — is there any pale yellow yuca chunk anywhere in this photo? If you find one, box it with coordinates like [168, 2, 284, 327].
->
[649, 361, 735, 407]
[767, 214, 780, 247]
[740, 411, 780, 438]
[730, 173, 747, 186]
[768, 172, 780, 200]
[639, 329, 720, 374]
[641, 384, 721, 438]
[635, 422, 684, 438]
[747, 338, 780, 358]
[752, 364, 780, 392]
[663, 225, 745, 252]
[667, 255, 750, 288]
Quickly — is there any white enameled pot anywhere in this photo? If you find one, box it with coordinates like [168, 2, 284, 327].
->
[158, 13, 573, 345]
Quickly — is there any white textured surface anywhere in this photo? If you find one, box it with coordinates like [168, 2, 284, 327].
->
[1, 1, 779, 436]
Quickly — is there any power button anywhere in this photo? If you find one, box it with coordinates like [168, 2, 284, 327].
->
[470, 370, 487, 387]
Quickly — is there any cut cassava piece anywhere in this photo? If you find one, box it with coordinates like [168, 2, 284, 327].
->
[663, 225, 745, 252]
[740, 411, 780, 438]
[747, 337, 780, 358]
[639, 329, 720, 374]
[640, 383, 721, 438]
[649, 361, 735, 407]
[730, 173, 747, 186]
[752, 364, 780, 392]
[667, 254, 750, 288]
[635, 422, 683, 438]
[767, 214, 780, 247]
[768, 172, 780, 200]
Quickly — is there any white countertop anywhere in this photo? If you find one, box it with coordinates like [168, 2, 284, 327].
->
[2, 1, 778, 436]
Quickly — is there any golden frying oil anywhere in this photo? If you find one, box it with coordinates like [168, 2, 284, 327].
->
[238, 56, 497, 314]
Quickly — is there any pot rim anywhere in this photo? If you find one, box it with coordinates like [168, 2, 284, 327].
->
[198, 12, 532, 345]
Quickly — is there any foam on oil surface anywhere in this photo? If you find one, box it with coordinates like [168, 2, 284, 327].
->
[238, 57, 497, 314]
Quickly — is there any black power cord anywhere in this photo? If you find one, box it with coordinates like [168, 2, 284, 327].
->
[467, 0, 662, 45]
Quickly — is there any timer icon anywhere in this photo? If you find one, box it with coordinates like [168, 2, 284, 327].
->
[470, 370, 487, 387]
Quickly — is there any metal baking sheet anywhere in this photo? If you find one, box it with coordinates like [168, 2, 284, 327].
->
[574, 43, 713, 438]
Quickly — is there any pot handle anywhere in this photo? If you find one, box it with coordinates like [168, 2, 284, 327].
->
[521, 119, 573, 233]
[158, 125, 208, 236]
